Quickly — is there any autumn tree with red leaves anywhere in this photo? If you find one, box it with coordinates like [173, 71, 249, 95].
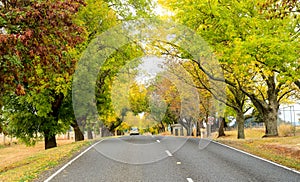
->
[0, 0, 86, 149]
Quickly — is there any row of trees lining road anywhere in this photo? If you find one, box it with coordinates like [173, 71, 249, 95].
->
[0, 0, 153, 149]
[0, 0, 299, 149]
[160, 0, 300, 138]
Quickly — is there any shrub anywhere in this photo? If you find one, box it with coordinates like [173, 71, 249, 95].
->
[278, 123, 295, 137]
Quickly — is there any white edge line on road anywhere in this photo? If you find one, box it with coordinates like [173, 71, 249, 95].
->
[186, 178, 194, 182]
[212, 140, 300, 175]
[165, 150, 172, 156]
[44, 140, 103, 182]
[156, 140, 160, 143]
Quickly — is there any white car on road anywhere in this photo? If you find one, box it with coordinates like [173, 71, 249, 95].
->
[129, 127, 139, 135]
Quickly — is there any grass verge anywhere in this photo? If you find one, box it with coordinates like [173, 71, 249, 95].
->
[0, 140, 93, 182]
[215, 128, 300, 171]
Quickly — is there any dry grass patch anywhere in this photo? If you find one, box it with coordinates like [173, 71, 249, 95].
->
[0, 139, 92, 182]
[278, 123, 296, 137]
[216, 127, 300, 171]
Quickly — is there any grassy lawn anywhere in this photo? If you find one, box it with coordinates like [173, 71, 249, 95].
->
[0, 139, 93, 182]
[215, 127, 300, 171]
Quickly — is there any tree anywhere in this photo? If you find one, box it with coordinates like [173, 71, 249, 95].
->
[73, 0, 154, 137]
[93, 45, 144, 136]
[1, 0, 154, 147]
[148, 92, 168, 132]
[70, 0, 120, 139]
[0, 0, 86, 149]
[148, 75, 181, 133]
[164, 57, 249, 138]
[110, 62, 139, 133]
[161, 0, 299, 137]
[129, 82, 149, 115]
[148, 70, 201, 136]
[107, 0, 154, 20]
[0, 0, 85, 94]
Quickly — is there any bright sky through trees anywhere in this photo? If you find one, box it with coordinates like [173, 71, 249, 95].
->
[135, 56, 165, 84]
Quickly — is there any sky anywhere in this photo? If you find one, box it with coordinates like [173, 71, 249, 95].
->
[135, 56, 165, 84]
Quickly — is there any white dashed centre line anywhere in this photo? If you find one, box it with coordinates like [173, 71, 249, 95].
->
[165, 150, 172, 156]
[187, 178, 194, 182]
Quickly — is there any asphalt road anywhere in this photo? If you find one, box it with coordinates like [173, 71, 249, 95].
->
[47, 135, 300, 182]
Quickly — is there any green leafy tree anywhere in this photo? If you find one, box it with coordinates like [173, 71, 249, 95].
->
[74, 0, 154, 137]
[70, 0, 120, 139]
[110, 61, 140, 132]
[161, 0, 299, 137]
[129, 82, 149, 115]
[107, 0, 154, 20]
[93, 44, 144, 136]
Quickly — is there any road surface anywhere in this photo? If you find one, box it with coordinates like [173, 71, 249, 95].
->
[46, 135, 300, 182]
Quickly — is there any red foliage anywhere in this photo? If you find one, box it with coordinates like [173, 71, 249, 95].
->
[0, 0, 86, 94]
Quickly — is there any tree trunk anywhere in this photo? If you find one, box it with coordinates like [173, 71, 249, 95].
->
[218, 117, 225, 137]
[44, 93, 63, 149]
[181, 121, 190, 136]
[101, 124, 112, 137]
[71, 122, 84, 141]
[295, 80, 300, 89]
[196, 120, 202, 137]
[87, 127, 93, 139]
[205, 114, 210, 137]
[263, 107, 278, 137]
[186, 127, 191, 136]
[3, 134, 5, 145]
[236, 110, 245, 139]
[160, 122, 165, 132]
[247, 75, 279, 137]
[252, 103, 279, 137]
[44, 130, 57, 150]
